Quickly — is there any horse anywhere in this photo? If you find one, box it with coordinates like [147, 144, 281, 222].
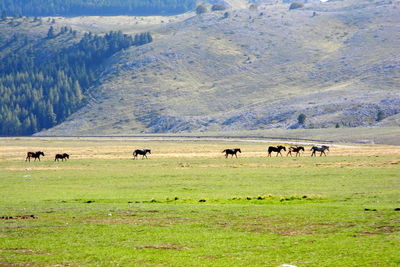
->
[25, 151, 45, 162]
[287, 146, 305, 157]
[222, 148, 241, 158]
[267, 146, 286, 157]
[310, 145, 330, 156]
[133, 149, 151, 159]
[55, 153, 69, 161]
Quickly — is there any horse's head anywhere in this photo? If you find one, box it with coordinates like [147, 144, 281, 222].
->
[323, 146, 330, 151]
[64, 153, 69, 159]
[146, 149, 151, 154]
[299, 146, 305, 151]
[235, 148, 241, 153]
[39, 151, 45, 156]
[280, 146, 286, 151]
[310, 146, 316, 151]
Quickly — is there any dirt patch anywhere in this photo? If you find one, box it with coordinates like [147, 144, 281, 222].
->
[0, 248, 50, 255]
[0, 262, 36, 266]
[135, 244, 190, 250]
[83, 213, 193, 226]
[0, 215, 36, 220]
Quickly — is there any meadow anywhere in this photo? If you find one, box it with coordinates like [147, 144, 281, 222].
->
[0, 137, 399, 266]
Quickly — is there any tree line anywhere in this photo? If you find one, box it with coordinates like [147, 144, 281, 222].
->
[0, 0, 195, 17]
[0, 27, 153, 136]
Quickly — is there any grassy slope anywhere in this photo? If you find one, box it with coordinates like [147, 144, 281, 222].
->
[0, 139, 399, 266]
[35, 0, 400, 136]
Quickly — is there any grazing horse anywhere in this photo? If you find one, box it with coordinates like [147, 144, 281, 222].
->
[25, 151, 45, 162]
[287, 146, 305, 157]
[222, 148, 241, 158]
[55, 153, 69, 161]
[267, 146, 286, 157]
[310, 145, 330, 156]
[133, 149, 151, 159]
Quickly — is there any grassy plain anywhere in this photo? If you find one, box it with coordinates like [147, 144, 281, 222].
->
[0, 138, 399, 266]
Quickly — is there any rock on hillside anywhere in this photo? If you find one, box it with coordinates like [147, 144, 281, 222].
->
[38, 0, 400, 135]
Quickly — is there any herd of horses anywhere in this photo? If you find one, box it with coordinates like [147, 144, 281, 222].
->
[223, 145, 330, 158]
[24, 145, 330, 162]
[25, 151, 69, 162]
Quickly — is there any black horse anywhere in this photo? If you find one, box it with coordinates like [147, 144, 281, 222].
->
[267, 146, 286, 157]
[287, 146, 305, 157]
[25, 151, 45, 162]
[55, 153, 69, 161]
[133, 149, 151, 159]
[310, 145, 330, 156]
[222, 148, 241, 158]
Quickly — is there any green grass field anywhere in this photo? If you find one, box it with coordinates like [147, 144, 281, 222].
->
[0, 138, 399, 266]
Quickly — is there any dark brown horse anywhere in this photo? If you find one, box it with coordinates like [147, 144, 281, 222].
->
[25, 151, 45, 162]
[133, 149, 151, 159]
[310, 145, 330, 156]
[55, 153, 69, 161]
[267, 146, 286, 157]
[287, 146, 305, 157]
[222, 148, 241, 158]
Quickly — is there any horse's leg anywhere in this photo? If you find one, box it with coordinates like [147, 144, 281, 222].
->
[235, 153, 238, 158]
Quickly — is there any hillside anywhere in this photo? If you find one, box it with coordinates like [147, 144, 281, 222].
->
[36, 0, 399, 136]
[0, 0, 398, 136]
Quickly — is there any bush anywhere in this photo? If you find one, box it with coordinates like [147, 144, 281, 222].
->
[289, 2, 304, 10]
[297, 113, 306, 124]
[376, 110, 385, 121]
[196, 5, 207, 15]
[211, 4, 227, 11]
[249, 4, 258, 10]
